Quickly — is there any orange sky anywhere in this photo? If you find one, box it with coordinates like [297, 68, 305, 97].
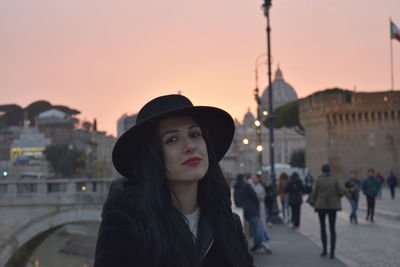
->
[1, 0, 400, 137]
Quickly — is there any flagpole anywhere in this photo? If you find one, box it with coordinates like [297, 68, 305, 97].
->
[390, 18, 394, 90]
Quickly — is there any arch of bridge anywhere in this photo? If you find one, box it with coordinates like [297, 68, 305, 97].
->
[0, 206, 101, 266]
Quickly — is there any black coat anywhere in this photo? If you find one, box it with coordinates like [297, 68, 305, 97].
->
[234, 182, 260, 220]
[284, 179, 304, 206]
[94, 178, 253, 267]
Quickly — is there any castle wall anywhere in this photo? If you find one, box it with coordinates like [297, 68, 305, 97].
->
[300, 91, 400, 180]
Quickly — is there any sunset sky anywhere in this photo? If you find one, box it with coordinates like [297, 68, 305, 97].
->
[1, 0, 400, 136]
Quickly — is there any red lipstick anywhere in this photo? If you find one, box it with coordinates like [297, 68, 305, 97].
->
[182, 157, 201, 165]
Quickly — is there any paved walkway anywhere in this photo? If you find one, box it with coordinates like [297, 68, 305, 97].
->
[250, 187, 400, 267]
[357, 187, 400, 220]
[251, 223, 348, 267]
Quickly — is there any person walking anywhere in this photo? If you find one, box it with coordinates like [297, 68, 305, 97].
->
[94, 94, 254, 267]
[284, 172, 304, 228]
[277, 173, 290, 224]
[387, 171, 398, 200]
[311, 164, 345, 259]
[345, 171, 361, 224]
[248, 174, 268, 230]
[236, 174, 272, 254]
[362, 169, 381, 222]
[375, 172, 385, 199]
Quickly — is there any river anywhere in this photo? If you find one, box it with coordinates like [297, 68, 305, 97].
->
[24, 222, 99, 267]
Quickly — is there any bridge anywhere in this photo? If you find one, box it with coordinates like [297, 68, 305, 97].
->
[0, 178, 112, 266]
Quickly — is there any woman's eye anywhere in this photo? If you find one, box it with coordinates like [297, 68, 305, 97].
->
[190, 131, 202, 138]
[165, 137, 178, 144]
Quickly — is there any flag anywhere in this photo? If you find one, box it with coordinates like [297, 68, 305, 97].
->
[391, 21, 400, 42]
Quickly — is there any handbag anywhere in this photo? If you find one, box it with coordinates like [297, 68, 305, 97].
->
[306, 194, 316, 207]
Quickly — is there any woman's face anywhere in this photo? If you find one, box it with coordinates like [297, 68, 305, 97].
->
[158, 115, 209, 184]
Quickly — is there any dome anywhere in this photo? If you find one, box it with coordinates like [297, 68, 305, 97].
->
[242, 108, 255, 127]
[261, 67, 298, 111]
[38, 109, 67, 119]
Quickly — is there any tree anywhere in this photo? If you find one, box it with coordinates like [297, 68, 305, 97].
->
[52, 105, 81, 116]
[0, 105, 24, 127]
[25, 100, 52, 126]
[0, 101, 81, 129]
[44, 144, 86, 178]
[266, 100, 304, 136]
[82, 121, 92, 131]
[289, 149, 305, 168]
[263, 87, 352, 136]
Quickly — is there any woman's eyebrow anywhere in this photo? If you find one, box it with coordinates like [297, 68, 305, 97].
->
[160, 129, 178, 138]
[161, 124, 199, 137]
[188, 124, 200, 129]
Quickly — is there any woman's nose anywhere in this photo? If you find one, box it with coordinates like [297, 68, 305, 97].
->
[183, 137, 196, 153]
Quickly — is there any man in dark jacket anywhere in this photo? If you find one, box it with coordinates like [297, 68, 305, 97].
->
[234, 175, 271, 254]
[284, 173, 304, 228]
[362, 169, 381, 222]
[387, 171, 398, 199]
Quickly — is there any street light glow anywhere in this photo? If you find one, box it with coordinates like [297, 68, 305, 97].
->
[256, 145, 263, 152]
[81, 185, 87, 191]
[243, 138, 249, 145]
[254, 120, 261, 127]
[263, 111, 268, 116]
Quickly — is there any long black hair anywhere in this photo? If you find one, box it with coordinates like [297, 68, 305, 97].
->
[124, 116, 250, 267]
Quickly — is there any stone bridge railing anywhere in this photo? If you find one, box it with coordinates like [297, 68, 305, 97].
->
[0, 178, 112, 205]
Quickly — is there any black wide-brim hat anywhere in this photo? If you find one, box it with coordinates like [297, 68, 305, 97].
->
[112, 94, 235, 178]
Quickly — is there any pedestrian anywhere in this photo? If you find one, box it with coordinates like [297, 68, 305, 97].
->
[311, 164, 345, 259]
[94, 94, 254, 267]
[263, 180, 274, 227]
[284, 172, 304, 228]
[277, 173, 290, 224]
[233, 174, 246, 207]
[375, 172, 384, 199]
[248, 174, 268, 229]
[387, 171, 398, 200]
[236, 174, 272, 254]
[345, 171, 361, 224]
[362, 168, 381, 222]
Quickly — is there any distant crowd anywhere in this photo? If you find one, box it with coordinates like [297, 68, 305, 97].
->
[233, 166, 398, 258]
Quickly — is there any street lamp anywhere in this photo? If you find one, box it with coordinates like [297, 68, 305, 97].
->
[261, 0, 281, 224]
[254, 89, 263, 172]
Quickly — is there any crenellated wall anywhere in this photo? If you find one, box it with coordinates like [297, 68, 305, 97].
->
[300, 91, 400, 180]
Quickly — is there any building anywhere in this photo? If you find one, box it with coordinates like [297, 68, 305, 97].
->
[299, 90, 400, 180]
[117, 114, 137, 137]
[36, 109, 75, 145]
[91, 131, 116, 178]
[220, 67, 305, 178]
[9, 120, 51, 177]
[0, 126, 20, 161]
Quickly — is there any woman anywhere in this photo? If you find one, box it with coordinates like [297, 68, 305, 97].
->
[277, 173, 290, 223]
[284, 172, 304, 228]
[311, 164, 345, 259]
[94, 94, 253, 267]
[345, 171, 361, 224]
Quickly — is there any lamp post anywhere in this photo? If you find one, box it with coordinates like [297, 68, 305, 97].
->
[254, 53, 266, 172]
[261, 0, 281, 224]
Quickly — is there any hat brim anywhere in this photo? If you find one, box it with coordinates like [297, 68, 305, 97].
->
[112, 106, 235, 179]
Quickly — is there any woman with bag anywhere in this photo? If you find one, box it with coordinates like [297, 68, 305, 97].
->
[284, 173, 304, 228]
[310, 164, 345, 259]
[94, 94, 254, 267]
